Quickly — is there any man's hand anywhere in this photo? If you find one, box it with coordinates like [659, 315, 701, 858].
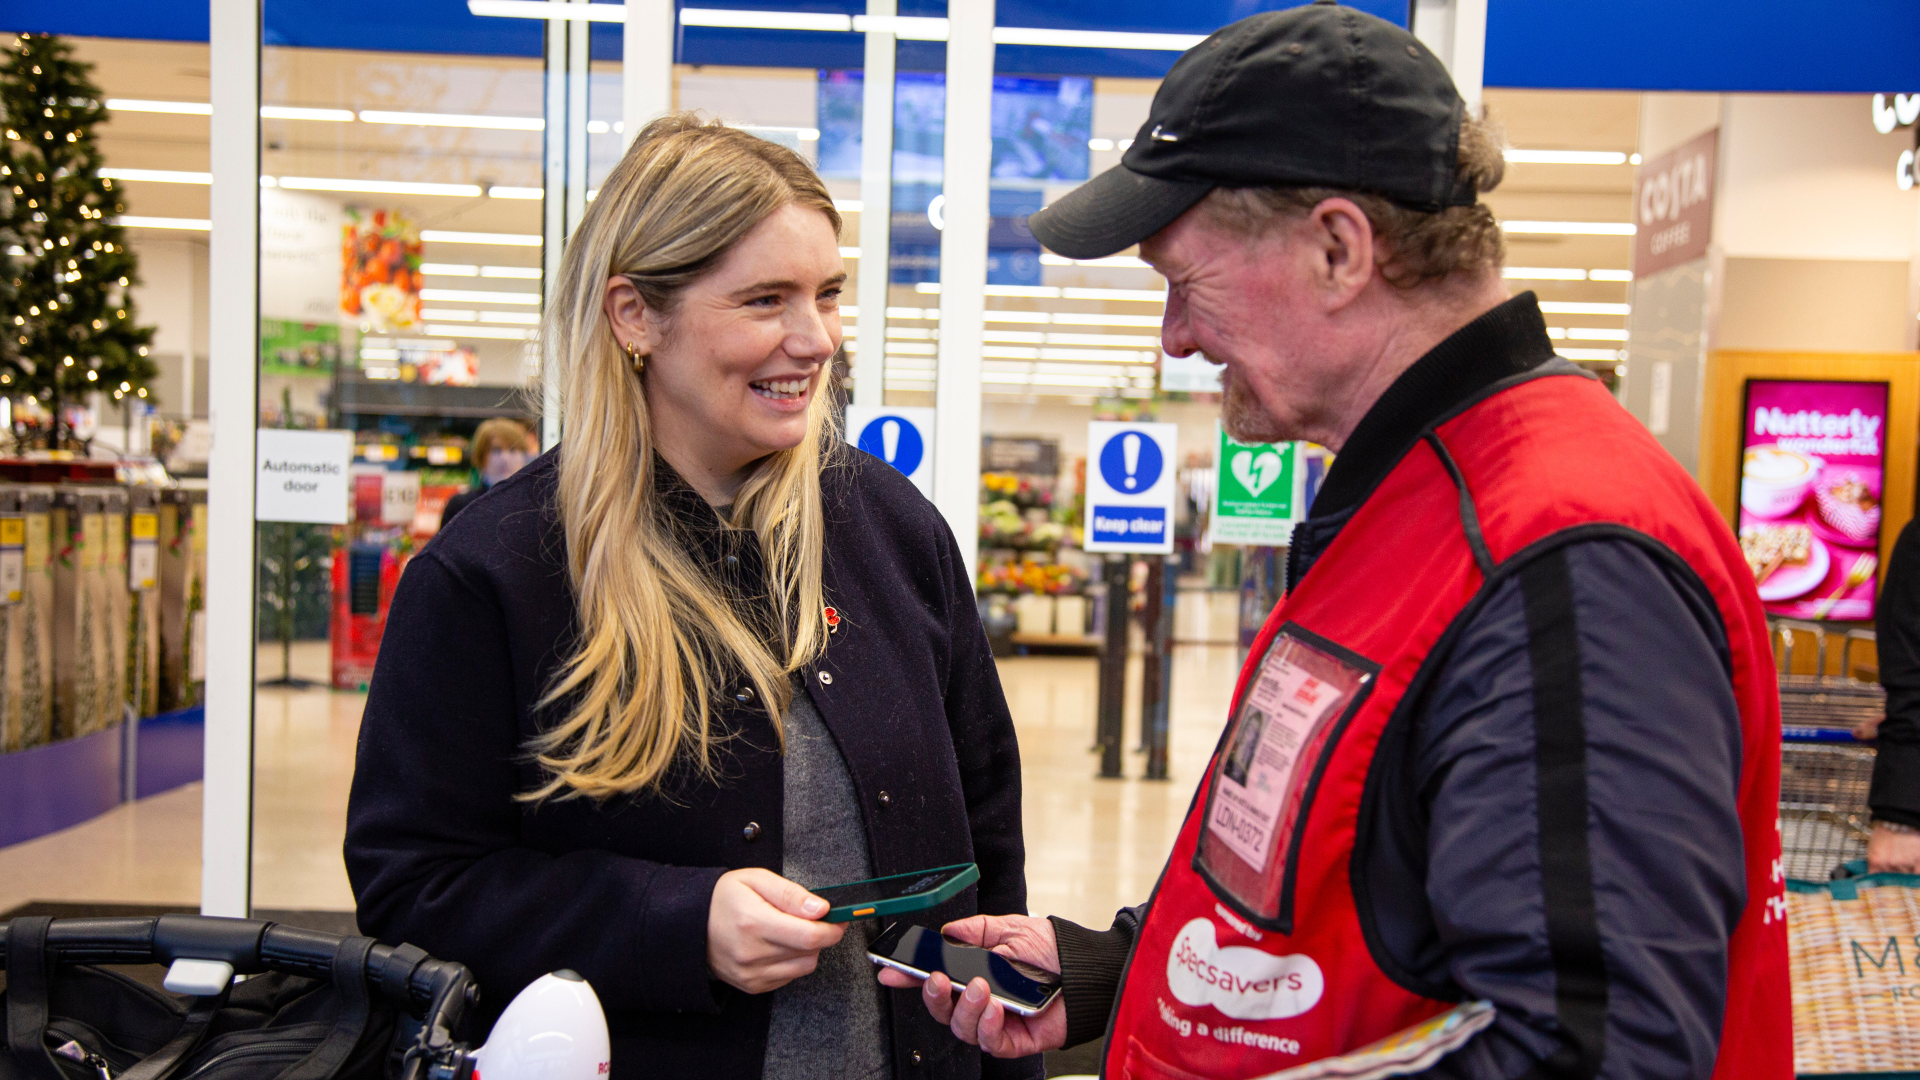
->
[876, 914, 1068, 1058]
[1868, 823, 1920, 874]
[707, 868, 846, 994]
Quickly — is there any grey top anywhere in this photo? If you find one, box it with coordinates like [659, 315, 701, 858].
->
[761, 678, 893, 1080]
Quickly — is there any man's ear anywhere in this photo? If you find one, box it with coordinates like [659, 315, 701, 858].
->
[1304, 198, 1376, 309]
[603, 276, 665, 355]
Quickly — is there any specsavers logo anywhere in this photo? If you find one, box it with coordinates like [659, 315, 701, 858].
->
[1166, 919, 1324, 1020]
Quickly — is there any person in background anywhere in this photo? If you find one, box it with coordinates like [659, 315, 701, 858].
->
[1869, 518, 1920, 871]
[438, 417, 537, 528]
[346, 115, 1034, 1080]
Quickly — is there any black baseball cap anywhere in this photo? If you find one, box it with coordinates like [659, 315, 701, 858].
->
[1027, 0, 1475, 260]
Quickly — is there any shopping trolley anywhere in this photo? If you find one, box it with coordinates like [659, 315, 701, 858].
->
[1773, 620, 1882, 881]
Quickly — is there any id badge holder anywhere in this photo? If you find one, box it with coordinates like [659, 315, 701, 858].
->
[1195, 623, 1378, 934]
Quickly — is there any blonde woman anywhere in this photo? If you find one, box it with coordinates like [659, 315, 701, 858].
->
[345, 116, 1036, 1080]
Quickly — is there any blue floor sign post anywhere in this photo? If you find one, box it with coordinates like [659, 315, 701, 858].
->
[1085, 421, 1177, 554]
[1086, 420, 1177, 780]
[845, 405, 935, 497]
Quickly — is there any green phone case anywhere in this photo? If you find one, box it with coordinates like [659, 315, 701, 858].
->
[821, 863, 981, 923]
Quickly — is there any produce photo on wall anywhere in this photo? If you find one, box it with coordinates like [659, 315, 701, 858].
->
[1738, 378, 1888, 621]
[340, 208, 422, 333]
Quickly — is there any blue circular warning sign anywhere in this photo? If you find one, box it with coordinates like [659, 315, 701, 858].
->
[1098, 430, 1163, 494]
[856, 415, 925, 477]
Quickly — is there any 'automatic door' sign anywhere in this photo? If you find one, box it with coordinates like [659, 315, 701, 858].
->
[1086, 421, 1177, 554]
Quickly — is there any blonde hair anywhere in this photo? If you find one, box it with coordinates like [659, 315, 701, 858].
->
[527, 114, 843, 801]
[469, 417, 534, 474]
[1199, 114, 1508, 288]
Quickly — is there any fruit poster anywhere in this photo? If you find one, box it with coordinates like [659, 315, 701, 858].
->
[1738, 379, 1887, 621]
[340, 208, 422, 333]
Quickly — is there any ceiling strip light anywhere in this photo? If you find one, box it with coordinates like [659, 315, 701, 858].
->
[100, 168, 212, 185]
[424, 323, 539, 340]
[360, 109, 544, 131]
[116, 216, 211, 230]
[108, 99, 350, 122]
[262, 105, 355, 122]
[832, 199, 863, 213]
[990, 26, 1206, 50]
[1588, 269, 1634, 282]
[1052, 312, 1162, 327]
[1564, 327, 1629, 341]
[1539, 301, 1631, 315]
[279, 176, 483, 197]
[1557, 347, 1624, 361]
[1062, 287, 1167, 302]
[683, 7, 852, 30]
[466, 0, 626, 21]
[851, 15, 950, 39]
[1502, 220, 1637, 236]
[105, 98, 211, 115]
[1503, 266, 1586, 280]
[1503, 149, 1630, 165]
[487, 186, 544, 200]
[1041, 253, 1153, 269]
[482, 265, 542, 279]
[420, 229, 542, 246]
[478, 4, 1209, 50]
[420, 287, 541, 305]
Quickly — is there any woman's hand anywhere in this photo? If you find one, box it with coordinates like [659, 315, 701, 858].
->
[707, 868, 846, 994]
[1868, 823, 1920, 874]
[877, 914, 1068, 1058]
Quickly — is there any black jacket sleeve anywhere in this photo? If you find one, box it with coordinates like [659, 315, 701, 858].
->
[1050, 905, 1146, 1049]
[344, 551, 729, 1016]
[1874, 519, 1920, 827]
[1412, 540, 1746, 1080]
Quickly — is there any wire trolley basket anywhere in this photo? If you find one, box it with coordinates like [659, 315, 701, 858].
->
[1774, 621, 1882, 882]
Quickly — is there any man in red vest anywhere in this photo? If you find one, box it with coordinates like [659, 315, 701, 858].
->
[879, 4, 1791, 1078]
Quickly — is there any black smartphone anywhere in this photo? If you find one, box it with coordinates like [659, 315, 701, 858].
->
[866, 922, 1063, 1017]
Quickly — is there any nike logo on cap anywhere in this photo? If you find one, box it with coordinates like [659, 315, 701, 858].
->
[1150, 123, 1180, 142]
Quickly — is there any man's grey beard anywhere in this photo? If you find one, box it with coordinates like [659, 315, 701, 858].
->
[1220, 365, 1289, 445]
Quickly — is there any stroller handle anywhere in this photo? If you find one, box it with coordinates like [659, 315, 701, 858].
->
[0, 915, 475, 1022]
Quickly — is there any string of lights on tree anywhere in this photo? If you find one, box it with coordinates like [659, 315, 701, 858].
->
[0, 32, 157, 450]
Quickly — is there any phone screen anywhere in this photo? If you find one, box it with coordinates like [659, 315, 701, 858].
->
[813, 867, 969, 908]
[868, 923, 1061, 1012]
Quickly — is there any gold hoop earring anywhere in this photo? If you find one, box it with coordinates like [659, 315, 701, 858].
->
[623, 339, 647, 372]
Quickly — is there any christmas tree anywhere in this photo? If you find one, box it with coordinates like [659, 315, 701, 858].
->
[0, 33, 157, 449]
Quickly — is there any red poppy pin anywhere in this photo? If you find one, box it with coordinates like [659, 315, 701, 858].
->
[823, 605, 841, 634]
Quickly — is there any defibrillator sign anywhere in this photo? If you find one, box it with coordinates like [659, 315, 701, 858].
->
[1210, 424, 1307, 546]
[1085, 421, 1177, 554]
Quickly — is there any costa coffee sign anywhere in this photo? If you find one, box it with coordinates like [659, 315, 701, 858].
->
[1632, 128, 1717, 278]
[1869, 94, 1919, 191]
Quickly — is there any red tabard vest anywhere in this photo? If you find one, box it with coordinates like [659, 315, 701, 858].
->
[1103, 372, 1790, 1080]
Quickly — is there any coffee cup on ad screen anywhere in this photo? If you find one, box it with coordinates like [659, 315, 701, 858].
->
[1741, 446, 1819, 517]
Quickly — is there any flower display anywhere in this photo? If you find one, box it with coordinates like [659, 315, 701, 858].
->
[977, 561, 1088, 596]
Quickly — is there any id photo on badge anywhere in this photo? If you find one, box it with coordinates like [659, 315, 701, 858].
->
[1197, 625, 1377, 930]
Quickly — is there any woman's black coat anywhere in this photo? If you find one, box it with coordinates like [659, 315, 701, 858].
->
[344, 449, 1038, 1079]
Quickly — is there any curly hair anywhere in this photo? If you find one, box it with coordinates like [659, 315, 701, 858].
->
[1197, 114, 1508, 289]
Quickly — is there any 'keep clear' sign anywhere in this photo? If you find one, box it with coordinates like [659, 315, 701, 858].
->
[844, 405, 934, 498]
[1085, 421, 1177, 554]
[257, 429, 352, 525]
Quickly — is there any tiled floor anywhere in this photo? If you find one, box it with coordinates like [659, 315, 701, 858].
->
[0, 591, 1247, 930]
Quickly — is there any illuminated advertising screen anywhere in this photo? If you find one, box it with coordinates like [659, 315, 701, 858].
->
[1738, 379, 1888, 621]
